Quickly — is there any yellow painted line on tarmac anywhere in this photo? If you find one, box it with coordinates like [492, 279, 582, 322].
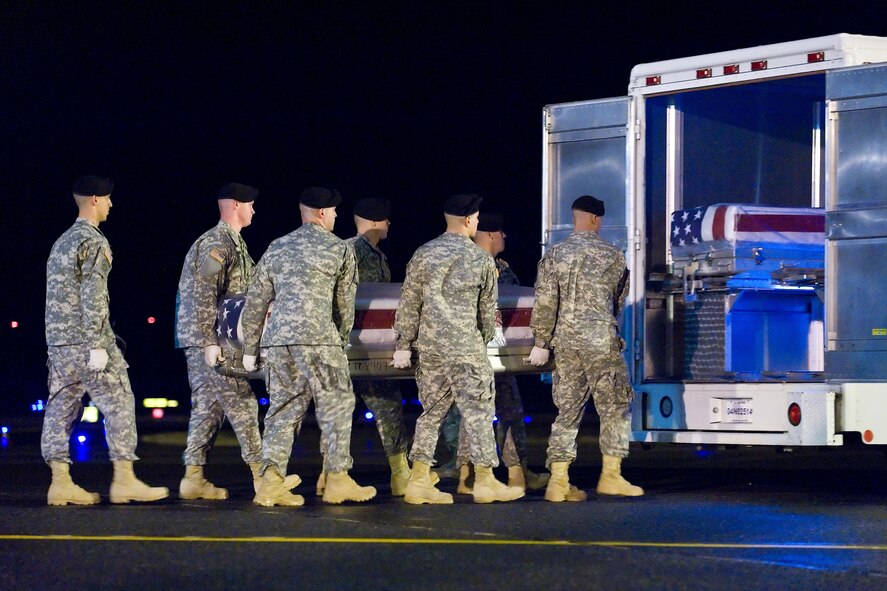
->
[0, 534, 884, 550]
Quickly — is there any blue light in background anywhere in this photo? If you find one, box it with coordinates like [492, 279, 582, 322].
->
[31, 399, 45, 412]
[523, 416, 532, 424]
[77, 435, 87, 444]
[0, 426, 8, 434]
[259, 398, 269, 406]
[364, 411, 375, 421]
[492, 415, 498, 424]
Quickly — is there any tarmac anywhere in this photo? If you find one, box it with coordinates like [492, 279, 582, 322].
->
[0, 411, 885, 590]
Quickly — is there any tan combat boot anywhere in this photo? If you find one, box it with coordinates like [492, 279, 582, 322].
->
[388, 453, 411, 497]
[507, 465, 526, 490]
[47, 461, 100, 506]
[110, 460, 169, 504]
[315, 471, 326, 496]
[544, 461, 588, 502]
[254, 466, 305, 507]
[472, 465, 525, 504]
[179, 465, 228, 500]
[250, 463, 303, 494]
[404, 460, 453, 505]
[596, 455, 644, 497]
[456, 463, 474, 494]
[322, 472, 377, 504]
[523, 463, 550, 491]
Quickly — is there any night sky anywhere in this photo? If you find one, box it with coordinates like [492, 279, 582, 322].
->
[2, 2, 886, 412]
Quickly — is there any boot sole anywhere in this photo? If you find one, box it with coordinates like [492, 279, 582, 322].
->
[253, 497, 305, 507]
[403, 495, 453, 505]
[110, 491, 169, 504]
[322, 492, 377, 504]
[47, 497, 100, 506]
[473, 491, 526, 504]
[179, 491, 228, 500]
[596, 488, 644, 497]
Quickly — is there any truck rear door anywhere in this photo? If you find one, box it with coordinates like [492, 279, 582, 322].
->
[825, 62, 887, 381]
[542, 97, 629, 252]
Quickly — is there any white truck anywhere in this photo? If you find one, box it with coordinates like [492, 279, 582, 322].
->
[541, 34, 887, 446]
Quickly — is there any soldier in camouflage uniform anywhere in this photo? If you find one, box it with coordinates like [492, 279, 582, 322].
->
[338, 198, 412, 496]
[391, 194, 524, 505]
[43, 175, 168, 505]
[241, 187, 376, 507]
[527, 195, 643, 501]
[175, 183, 294, 500]
[452, 212, 550, 494]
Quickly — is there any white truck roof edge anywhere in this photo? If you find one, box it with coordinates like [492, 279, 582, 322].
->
[629, 34, 887, 91]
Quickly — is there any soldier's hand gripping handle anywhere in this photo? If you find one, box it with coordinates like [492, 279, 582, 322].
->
[524, 346, 550, 367]
[390, 350, 412, 369]
[203, 345, 225, 368]
[242, 354, 258, 372]
[88, 348, 109, 371]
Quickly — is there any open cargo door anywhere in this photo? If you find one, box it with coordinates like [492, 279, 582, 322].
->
[825, 62, 887, 381]
[542, 97, 629, 252]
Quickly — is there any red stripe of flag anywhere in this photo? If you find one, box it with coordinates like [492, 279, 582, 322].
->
[354, 309, 396, 329]
[355, 308, 533, 329]
[736, 214, 825, 233]
[500, 308, 532, 327]
[712, 205, 728, 240]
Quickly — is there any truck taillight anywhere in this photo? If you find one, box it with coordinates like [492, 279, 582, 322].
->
[788, 403, 801, 426]
[807, 51, 825, 63]
[751, 60, 768, 71]
[696, 68, 712, 79]
[646, 76, 661, 86]
[723, 64, 740, 75]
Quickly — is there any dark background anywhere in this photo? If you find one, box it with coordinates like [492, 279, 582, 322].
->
[2, 1, 886, 415]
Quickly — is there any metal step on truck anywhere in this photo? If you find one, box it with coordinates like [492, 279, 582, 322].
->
[542, 34, 887, 447]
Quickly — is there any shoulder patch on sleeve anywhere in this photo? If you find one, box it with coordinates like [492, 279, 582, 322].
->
[209, 248, 225, 264]
[103, 248, 113, 265]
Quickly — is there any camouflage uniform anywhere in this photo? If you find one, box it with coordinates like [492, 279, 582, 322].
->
[43, 218, 138, 463]
[455, 257, 529, 468]
[395, 233, 499, 468]
[240, 223, 358, 476]
[175, 220, 261, 466]
[531, 231, 633, 464]
[346, 234, 408, 457]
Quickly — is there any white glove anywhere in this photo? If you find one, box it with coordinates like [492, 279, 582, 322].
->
[88, 348, 109, 371]
[242, 354, 258, 372]
[390, 349, 412, 369]
[203, 345, 224, 367]
[525, 346, 550, 367]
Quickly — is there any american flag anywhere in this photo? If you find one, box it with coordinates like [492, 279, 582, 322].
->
[670, 204, 825, 250]
[216, 294, 247, 349]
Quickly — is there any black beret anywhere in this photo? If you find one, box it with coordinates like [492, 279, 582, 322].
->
[354, 198, 391, 221]
[300, 186, 342, 208]
[218, 182, 258, 202]
[571, 195, 605, 216]
[444, 193, 483, 216]
[72, 175, 114, 197]
[477, 212, 503, 232]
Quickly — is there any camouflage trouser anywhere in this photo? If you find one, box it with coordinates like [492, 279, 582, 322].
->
[410, 353, 498, 468]
[546, 347, 634, 465]
[353, 379, 408, 457]
[42, 344, 138, 463]
[262, 345, 355, 475]
[182, 347, 261, 465]
[456, 375, 527, 467]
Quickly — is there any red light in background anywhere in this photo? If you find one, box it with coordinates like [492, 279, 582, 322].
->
[152, 408, 164, 419]
[147, 317, 156, 324]
[10, 321, 18, 328]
